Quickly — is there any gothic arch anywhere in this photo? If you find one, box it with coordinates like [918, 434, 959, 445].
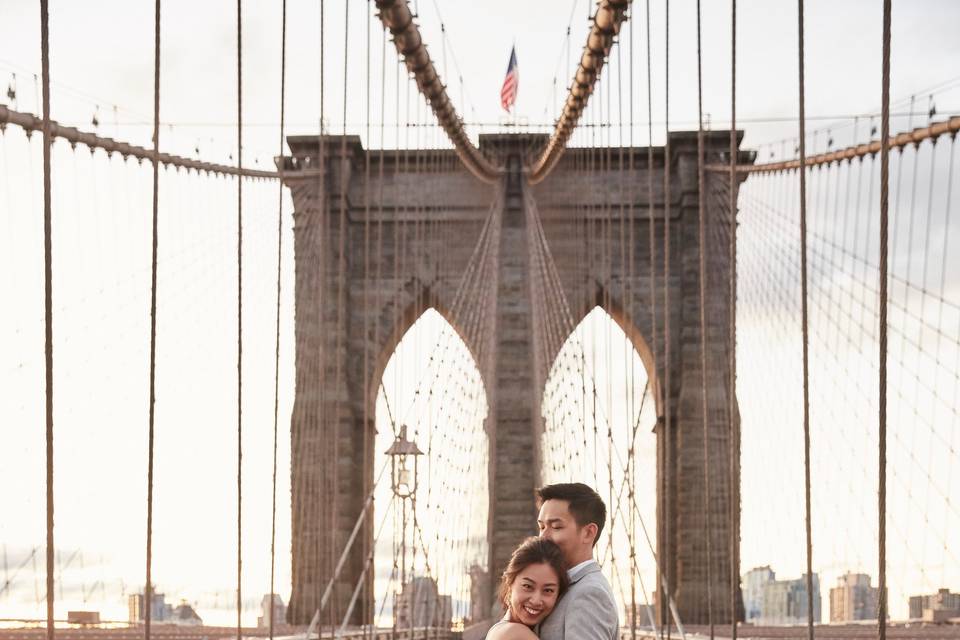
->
[367, 284, 486, 415]
[562, 286, 663, 419]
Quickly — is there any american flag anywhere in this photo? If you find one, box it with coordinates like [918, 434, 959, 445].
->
[500, 46, 518, 113]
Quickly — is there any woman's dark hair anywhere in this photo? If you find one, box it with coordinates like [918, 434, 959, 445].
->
[498, 537, 570, 608]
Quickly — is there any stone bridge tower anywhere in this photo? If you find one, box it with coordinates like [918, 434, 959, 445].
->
[279, 130, 745, 627]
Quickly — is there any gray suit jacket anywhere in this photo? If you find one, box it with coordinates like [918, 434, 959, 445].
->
[538, 560, 619, 640]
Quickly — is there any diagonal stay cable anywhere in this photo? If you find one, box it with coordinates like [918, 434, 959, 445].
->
[302, 457, 392, 639]
[392, 188, 504, 427]
[333, 491, 397, 639]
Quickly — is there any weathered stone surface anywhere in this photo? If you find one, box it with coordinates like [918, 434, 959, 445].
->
[281, 131, 744, 627]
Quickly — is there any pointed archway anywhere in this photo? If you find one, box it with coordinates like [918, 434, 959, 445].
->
[541, 305, 659, 626]
[373, 308, 490, 628]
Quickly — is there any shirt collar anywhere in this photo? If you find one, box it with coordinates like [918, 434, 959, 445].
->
[567, 558, 595, 578]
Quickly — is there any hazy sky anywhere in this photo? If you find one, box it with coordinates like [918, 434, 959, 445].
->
[2, 1, 959, 160]
[1, 0, 959, 629]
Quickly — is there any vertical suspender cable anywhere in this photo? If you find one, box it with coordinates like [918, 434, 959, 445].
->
[661, 1, 671, 634]
[628, 11, 637, 640]
[694, 2, 714, 638]
[269, 2, 288, 639]
[236, 1, 244, 637]
[332, 0, 351, 623]
[796, 3, 814, 640]
[727, 2, 738, 638]
[389, 61, 400, 640]
[39, 3, 55, 640]
[374, 35, 387, 634]
[318, 1, 328, 624]
[641, 0, 659, 625]
[145, 2, 162, 640]
[645, 0, 657, 484]
[329, 0, 352, 622]
[878, 2, 891, 639]
[642, 14, 661, 628]
[361, 0, 372, 632]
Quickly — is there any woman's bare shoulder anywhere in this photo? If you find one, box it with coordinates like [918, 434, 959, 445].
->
[486, 621, 538, 640]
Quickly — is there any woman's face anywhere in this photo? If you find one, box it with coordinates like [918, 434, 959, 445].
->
[507, 562, 561, 627]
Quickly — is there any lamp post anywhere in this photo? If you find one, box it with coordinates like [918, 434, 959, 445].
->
[385, 425, 423, 638]
[386, 424, 423, 499]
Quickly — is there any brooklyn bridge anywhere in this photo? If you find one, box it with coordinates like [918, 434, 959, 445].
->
[1, 1, 958, 640]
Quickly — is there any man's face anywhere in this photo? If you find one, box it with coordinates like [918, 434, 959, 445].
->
[537, 498, 594, 566]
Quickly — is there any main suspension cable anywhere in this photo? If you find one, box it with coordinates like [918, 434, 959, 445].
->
[374, 0, 499, 183]
[528, 0, 631, 184]
[0, 105, 278, 177]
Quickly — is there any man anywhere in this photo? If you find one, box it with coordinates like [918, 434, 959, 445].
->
[536, 483, 619, 640]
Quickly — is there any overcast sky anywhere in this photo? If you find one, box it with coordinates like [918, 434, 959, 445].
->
[2, 1, 959, 159]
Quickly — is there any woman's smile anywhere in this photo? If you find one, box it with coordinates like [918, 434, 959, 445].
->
[508, 562, 560, 626]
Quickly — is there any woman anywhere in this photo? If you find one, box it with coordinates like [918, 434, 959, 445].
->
[486, 537, 570, 640]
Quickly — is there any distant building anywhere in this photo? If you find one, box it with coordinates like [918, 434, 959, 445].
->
[758, 573, 820, 625]
[258, 594, 287, 628]
[170, 601, 202, 626]
[623, 601, 658, 630]
[394, 576, 453, 629]
[128, 589, 172, 623]
[909, 588, 960, 622]
[468, 564, 490, 623]
[743, 566, 776, 622]
[829, 573, 879, 622]
[67, 611, 100, 625]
